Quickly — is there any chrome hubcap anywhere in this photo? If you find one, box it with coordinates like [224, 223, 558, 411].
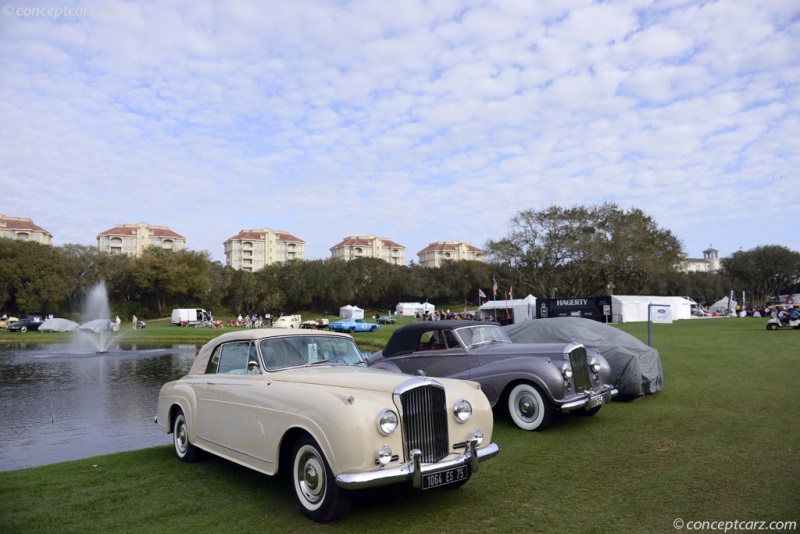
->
[297, 449, 325, 504]
[517, 394, 537, 420]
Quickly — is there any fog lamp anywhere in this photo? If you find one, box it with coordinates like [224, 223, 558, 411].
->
[377, 445, 393, 466]
[562, 362, 573, 379]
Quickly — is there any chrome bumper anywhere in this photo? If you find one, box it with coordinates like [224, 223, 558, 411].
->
[560, 386, 619, 412]
[335, 438, 500, 490]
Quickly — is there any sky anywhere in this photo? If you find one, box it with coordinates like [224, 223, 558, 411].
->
[1, 0, 798, 265]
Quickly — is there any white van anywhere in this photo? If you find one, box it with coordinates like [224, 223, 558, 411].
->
[171, 308, 212, 326]
[272, 314, 301, 329]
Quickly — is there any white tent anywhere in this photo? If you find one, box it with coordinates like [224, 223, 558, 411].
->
[395, 302, 435, 316]
[710, 296, 738, 316]
[339, 305, 364, 319]
[478, 294, 536, 324]
[611, 295, 694, 323]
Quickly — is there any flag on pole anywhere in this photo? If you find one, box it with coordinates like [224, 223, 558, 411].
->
[492, 277, 498, 298]
[478, 288, 487, 299]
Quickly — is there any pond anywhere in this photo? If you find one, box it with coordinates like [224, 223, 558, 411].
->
[0, 341, 199, 472]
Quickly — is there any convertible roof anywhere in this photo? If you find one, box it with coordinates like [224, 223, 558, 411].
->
[188, 329, 353, 375]
[381, 320, 493, 357]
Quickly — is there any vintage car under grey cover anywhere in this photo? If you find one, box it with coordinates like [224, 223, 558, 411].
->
[504, 317, 663, 397]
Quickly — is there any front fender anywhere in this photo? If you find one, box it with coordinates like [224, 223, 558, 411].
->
[470, 357, 566, 406]
[277, 387, 407, 477]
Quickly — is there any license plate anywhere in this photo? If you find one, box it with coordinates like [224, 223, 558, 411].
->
[421, 465, 470, 490]
[588, 394, 605, 408]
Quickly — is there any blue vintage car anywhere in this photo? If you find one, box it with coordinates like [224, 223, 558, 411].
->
[329, 318, 380, 333]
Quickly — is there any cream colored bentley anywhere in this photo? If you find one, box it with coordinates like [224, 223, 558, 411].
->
[155, 329, 499, 523]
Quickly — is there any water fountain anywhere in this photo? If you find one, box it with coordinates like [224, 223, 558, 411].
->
[75, 282, 126, 353]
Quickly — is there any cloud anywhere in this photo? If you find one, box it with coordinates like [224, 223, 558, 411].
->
[0, 0, 797, 264]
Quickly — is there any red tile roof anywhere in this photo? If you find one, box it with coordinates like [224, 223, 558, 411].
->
[331, 236, 404, 249]
[417, 241, 482, 254]
[0, 215, 52, 236]
[226, 229, 305, 243]
[98, 224, 184, 239]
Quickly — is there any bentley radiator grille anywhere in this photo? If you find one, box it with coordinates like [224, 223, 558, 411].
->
[569, 345, 591, 392]
[400, 384, 449, 463]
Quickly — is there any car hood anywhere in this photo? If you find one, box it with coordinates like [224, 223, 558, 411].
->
[270, 365, 437, 393]
[471, 341, 574, 360]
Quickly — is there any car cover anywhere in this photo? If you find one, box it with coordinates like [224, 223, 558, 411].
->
[38, 318, 80, 332]
[504, 317, 662, 398]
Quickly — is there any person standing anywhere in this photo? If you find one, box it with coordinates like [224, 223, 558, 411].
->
[132, 314, 138, 330]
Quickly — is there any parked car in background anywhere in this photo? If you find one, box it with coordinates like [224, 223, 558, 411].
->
[78, 319, 115, 333]
[6, 316, 43, 332]
[301, 318, 330, 329]
[0, 315, 19, 328]
[329, 318, 380, 333]
[377, 316, 396, 324]
[155, 329, 499, 523]
[368, 320, 618, 431]
[39, 318, 80, 332]
[273, 314, 302, 329]
[171, 308, 212, 326]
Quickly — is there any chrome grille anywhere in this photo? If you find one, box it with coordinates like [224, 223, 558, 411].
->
[568, 345, 591, 392]
[399, 383, 449, 463]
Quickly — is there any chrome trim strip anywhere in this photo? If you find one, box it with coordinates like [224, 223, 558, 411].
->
[197, 435, 275, 465]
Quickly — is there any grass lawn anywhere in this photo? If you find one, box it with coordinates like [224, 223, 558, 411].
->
[1, 318, 798, 533]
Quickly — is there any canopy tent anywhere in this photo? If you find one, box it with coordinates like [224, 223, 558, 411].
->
[339, 305, 364, 320]
[504, 317, 663, 398]
[710, 296, 738, 315]
[610, 295, 695, 323]
[395, 302, 435, 316]
[478, 294, 536, 325]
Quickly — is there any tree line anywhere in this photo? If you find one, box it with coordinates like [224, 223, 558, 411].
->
[1, 204, 796, 319]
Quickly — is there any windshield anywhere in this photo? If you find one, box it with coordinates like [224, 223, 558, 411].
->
[259, 336, 366, 371]
[454, 324, 512, 348]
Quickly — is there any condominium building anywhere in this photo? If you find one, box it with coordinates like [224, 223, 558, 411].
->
[96, 222, 185, 257]
[330, 235, 405, 265]
[0, 214, 53, 245]
[680, 248, 721, 273]
[417, 241, 485, 268]
[224, 228, 305, 271]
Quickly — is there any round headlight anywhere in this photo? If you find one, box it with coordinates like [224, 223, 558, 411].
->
[453, 399, 472, 423]
[562, 362, 573, 379]
[590, 358, 601, 372]
[377, 409, 398, 435]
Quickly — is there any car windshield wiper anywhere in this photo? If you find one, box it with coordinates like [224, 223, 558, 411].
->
[304, 359, 330, 367]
